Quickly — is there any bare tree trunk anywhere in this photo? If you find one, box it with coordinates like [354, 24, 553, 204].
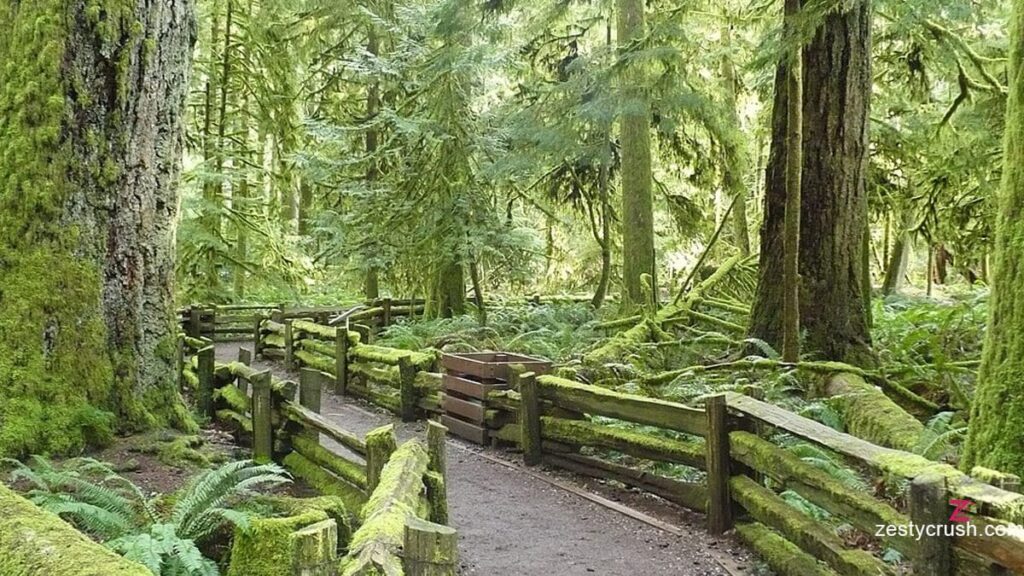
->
[721, 24, 751, 258]
[0, 0, 196, 456]
[882, 210, 913, 294]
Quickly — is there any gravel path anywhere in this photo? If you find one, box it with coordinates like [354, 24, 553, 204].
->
[216, 343, 753, 576]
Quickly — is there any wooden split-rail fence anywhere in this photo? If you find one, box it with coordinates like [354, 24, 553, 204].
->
[176, 336, 456, 575]
[180, 309, 1024, 576]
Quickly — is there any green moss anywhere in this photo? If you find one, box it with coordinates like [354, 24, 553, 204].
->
[227, 509, 329, 576]
[825, 374, 924, 452]
[734, 522, 835, 576]
[540, 416, 705, 467]
[283, 452, 367, 511]
[0, 0, 189, 458]
[0, 484, 150, 575]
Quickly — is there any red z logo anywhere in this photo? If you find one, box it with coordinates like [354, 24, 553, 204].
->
[949, 498, 974, 523]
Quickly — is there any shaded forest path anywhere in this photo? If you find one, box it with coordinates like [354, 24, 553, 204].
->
[215, 343, 750, 576]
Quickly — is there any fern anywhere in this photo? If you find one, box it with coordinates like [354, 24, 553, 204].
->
[6, 457, 290, 576]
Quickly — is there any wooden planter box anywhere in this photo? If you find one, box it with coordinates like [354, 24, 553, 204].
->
[440, 352, 551, 445]
[440, 352, 551, 381]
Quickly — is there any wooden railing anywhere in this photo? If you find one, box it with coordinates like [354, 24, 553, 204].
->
[174, 337, 457, 574]
[256, 317, 444, 422]
[180, 298, 426, 344]
[486, 373, 1024, 576]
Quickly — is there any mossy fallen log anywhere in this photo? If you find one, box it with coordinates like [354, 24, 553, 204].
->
[340, 439, 430, 576]
[585, 254, 744, 366]
[292, 435, 368, 490]
[734, 522, 837, 576]
[824, 373, 925, 453]
[645, 360, 941, 416]
[730, 475, 894, 576]
[540, 416, 705, 468]
[348, 306, 384, 322]
[0, 484, 151, 576]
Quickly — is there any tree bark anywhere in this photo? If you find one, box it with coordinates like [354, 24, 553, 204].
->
[0, 0, 196, 456]
[749, 0, 874, 366]
[720, 24, 751, 258]
[963, 0, 1024, 478]
[616, 0, 656, 310]
[882, 210, 913, 295]
[781, 0, 803, 363]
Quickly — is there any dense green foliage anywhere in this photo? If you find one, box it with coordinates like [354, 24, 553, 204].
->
[4, 457, 290, 576]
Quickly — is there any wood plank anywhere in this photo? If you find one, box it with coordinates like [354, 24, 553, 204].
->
[536, 375, 707, 437]
[284, 402, 367, 456]
[441, 393, 485, 422]
[441, 415, 488, 445]
[442, 373, 508, 400]
[540, 416, 705, 469]
[441, 352, 550, 380]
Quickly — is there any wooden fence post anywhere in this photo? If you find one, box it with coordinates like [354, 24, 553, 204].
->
[518, 371, 541, 466]
[299, 368, 322, 441]
[399, 355, 417, 422]
[383, 297, 392, 327]
[238, 346, 252, 366]
[283, 319, 294, 370]
[334, 328, 349, 395]
[365, 424, 397, 493]
[189, 305, 202, 338]
[403, 517, 457, 576]
[253, 315, 264, 357]
[909, 473, 953, 575]
[426, 421, 449, 524]
[197, 345, 216, 418]
[175, 334, 184, 391]
[290, 519, 338, 576]
[208, 307, 217, 341]
[706, 394, 733, 534]
[252, 370, 274, 464]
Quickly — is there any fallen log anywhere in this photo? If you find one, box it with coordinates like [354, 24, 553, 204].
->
[824, 373, 925, 453]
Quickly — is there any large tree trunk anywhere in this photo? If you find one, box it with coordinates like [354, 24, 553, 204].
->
[0, 0, 196, 456]
[781, 0, 803, 363]
[749, 0, 874, 366]
[963, 0, 1024, 478]
[617, 0, 656, 310]
[720, 24, 751, 258]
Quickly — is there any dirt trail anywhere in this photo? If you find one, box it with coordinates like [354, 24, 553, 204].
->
[216, 343, 752, 576]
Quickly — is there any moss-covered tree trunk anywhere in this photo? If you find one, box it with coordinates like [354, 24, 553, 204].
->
[882, 209, 913, 295]
[720, 23, 751, 258]
[0, 0, 196, 456]
[616, 0, 655, 310]
[749, 0, 873, 365]
[963, 0, 1024, 478]
[781, 0, 803, 363]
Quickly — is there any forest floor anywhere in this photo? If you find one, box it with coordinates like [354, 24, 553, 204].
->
[215, 342, 755, 576]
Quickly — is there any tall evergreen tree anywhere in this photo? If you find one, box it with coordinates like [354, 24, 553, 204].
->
[749, 0, 874, 365]
[0, 0, 196, 455]
[963, 0, 1024, 478]
[616, 0, 655, 309]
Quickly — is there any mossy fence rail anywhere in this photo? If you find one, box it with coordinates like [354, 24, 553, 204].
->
[183, 305, 1024, 576]
[178, 336, 456, 575]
